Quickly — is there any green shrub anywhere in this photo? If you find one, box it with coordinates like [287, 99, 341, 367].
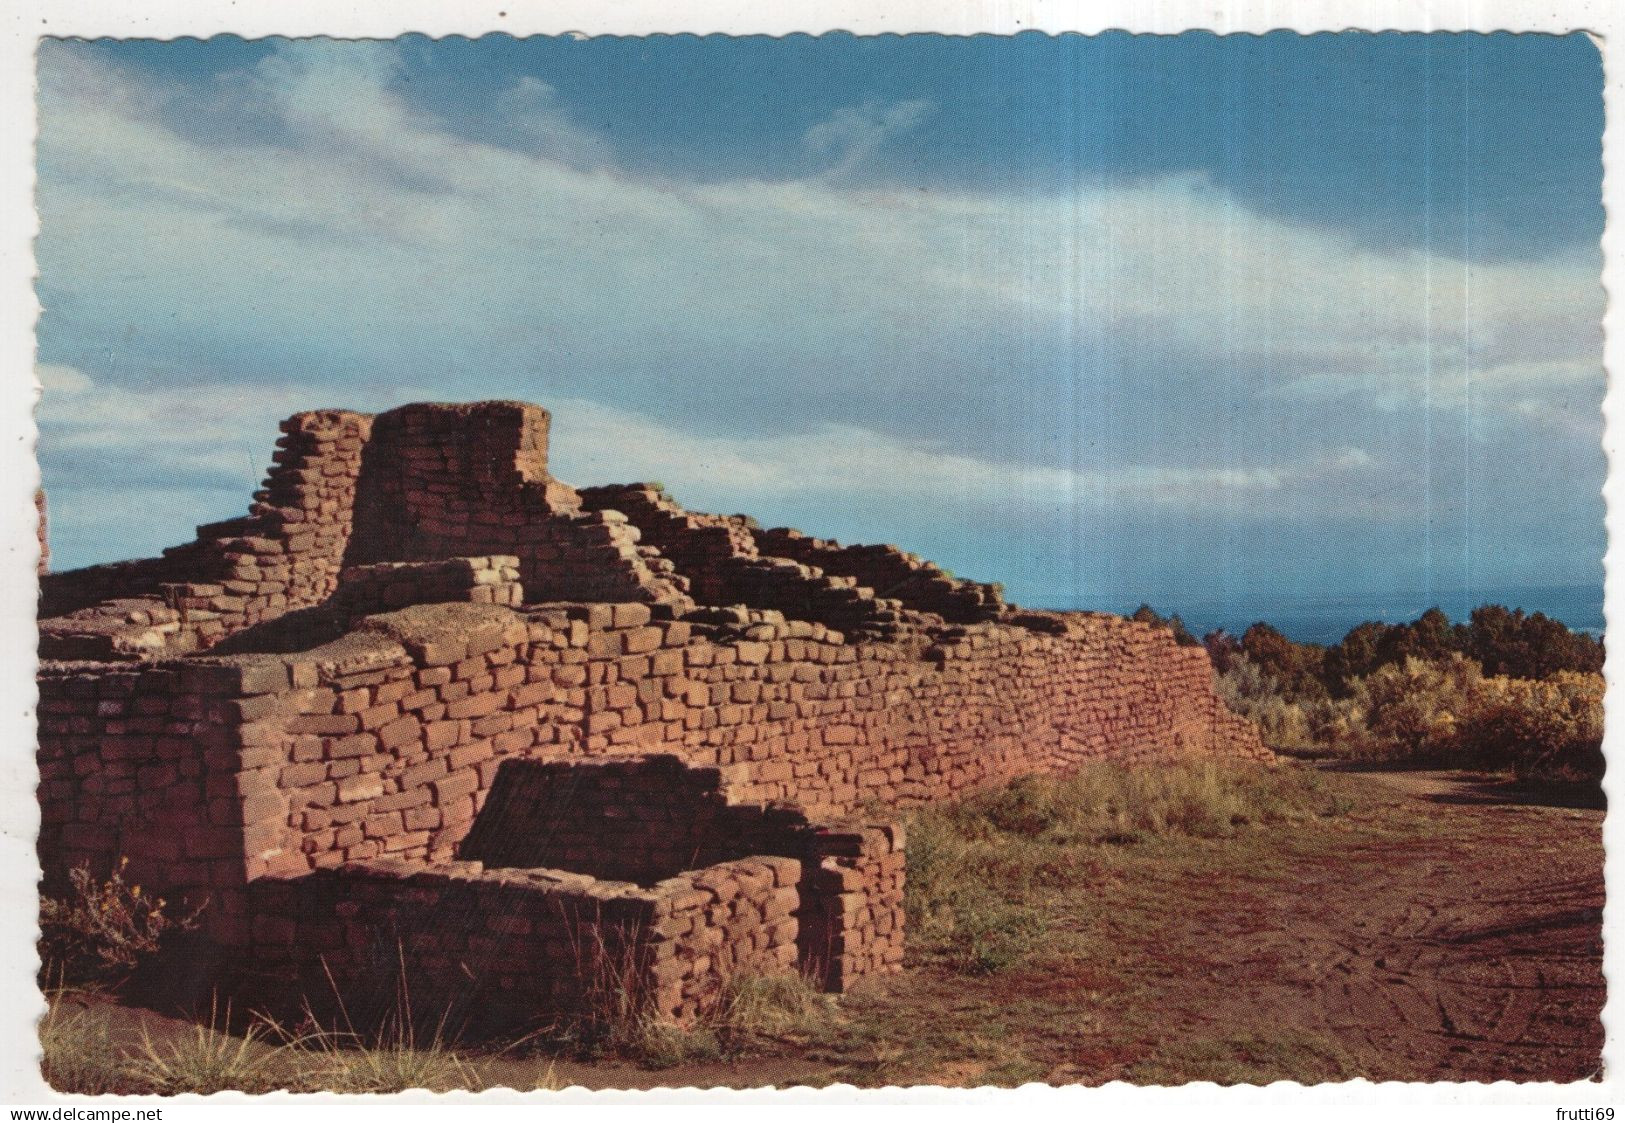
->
[1216, 657, 1364, 754]
[1351, 655, 1483, 760]
[1131, 604, 1202, 647]
[1230, 639, 1605, 784]
[1454, 670, 1604, 783]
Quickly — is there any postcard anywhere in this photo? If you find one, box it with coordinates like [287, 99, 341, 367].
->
[5, 1, 1618, 1111]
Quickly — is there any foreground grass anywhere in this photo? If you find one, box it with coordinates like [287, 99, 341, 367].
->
[37, 968, 836, 1094]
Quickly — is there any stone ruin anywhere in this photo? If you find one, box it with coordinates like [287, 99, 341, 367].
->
[36, 400, 1268, 1033]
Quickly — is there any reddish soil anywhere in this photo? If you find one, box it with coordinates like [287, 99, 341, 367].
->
[811, 766, 1606, 1087]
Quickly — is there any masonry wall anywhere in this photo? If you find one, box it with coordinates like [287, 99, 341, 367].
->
[36, 656, 287, 944]
[39, 597, 1264, 944]
[344, 403, 686, 606]
[39, 411, 372, 659]
[333, 556, 525, 617]
[245, 850, 806, 1032]
[459, 755, 792, 884]
[37, 397, 1270, 1026]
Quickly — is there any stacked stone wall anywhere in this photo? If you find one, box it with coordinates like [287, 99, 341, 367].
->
[576, 484, 755, 606]
[240, 754, 897, 1033]
[40, 598, 1265, 943]
[799, 825, 906, 989]
[334, 556, 524, 617]
[39, 410, 372, 658]
[345, 403, 686, 607]
[459, 755, 773, 884]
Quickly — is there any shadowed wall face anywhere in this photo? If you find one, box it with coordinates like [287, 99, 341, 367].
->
[344, 401, 557, 568]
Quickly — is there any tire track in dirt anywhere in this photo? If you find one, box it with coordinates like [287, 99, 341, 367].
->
[1066, 768, 1604, 1082]
[1209, 773, 1599, 1079]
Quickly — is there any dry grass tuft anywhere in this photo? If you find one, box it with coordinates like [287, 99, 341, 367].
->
[905, 760, 1349, 974]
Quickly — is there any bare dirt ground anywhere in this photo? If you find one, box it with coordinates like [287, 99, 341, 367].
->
[1038, 765, 1607, 1085]
[43, 765, 1605, 1090]
[645, 765, 1601, 1088]
[508, 765, 1607, 1088]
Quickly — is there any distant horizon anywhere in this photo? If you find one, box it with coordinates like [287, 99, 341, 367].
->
[1067, 581, 1605, 645]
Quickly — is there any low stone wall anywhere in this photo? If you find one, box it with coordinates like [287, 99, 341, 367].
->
[246, 842, 839, 1032]
[334, 556, 524, 616]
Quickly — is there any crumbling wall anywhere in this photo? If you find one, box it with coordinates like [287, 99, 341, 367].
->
[579, 485, 911, 638]
[754, 527, 1006, 623]
[39, 410, 372, 658]
[576, 484, 755, 606]
[345, 403, 686, 606]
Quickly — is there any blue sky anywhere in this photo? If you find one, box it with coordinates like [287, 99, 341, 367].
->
[33, 33, 1605, 619]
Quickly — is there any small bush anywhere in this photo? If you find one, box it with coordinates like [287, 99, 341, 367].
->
[1218, 658, 1360, 754]
[290, 1025, 484, 1093]
[619, 1018, 723, 1069]
[1350, 655, 1481, 759]
[956, 901, 1045, 974]
[38, 859, 203, 985]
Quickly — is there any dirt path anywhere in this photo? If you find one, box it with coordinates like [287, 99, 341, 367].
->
[1086, 769, 1605, 1082]
[821, 766, 1606, 1086]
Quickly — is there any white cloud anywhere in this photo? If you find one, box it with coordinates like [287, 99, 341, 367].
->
[32, 42, 1602, 581]
[35, 43, 1597, 430]
[494, 76, 615, 168]
[801, 98, 934, 180]
[37, 363, 90, 395]
[38, 363, 1377, 537]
